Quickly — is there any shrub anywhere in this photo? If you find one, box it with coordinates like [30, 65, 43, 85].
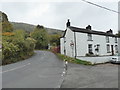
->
[2, 41, 19, 64]
[30, 25, 49, 49]
[2, 30, 36, 65]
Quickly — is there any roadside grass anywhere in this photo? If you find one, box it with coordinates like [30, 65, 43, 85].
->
[56, 53, 92, 65]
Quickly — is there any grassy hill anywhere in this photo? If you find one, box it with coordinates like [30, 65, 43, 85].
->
[11, 22, 64, 35]
[11, 22, 35, 32]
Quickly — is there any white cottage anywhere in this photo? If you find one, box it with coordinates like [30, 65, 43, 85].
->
[60, 20, 119, 58]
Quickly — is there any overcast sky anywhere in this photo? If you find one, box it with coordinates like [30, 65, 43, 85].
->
[1, 0, 119, 33]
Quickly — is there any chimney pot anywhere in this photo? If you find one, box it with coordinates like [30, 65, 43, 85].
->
[66, 19, 70, 27]
[86, 25, 92, 30]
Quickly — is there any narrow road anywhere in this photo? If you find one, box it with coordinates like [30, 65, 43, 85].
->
[2, 51, 64, 88]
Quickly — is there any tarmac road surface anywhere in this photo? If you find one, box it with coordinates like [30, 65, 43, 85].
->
[61, 63, 119, 88]
[2, 51, 64, 88]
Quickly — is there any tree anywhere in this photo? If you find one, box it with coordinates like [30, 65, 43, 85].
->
[1, 12, 8, 22]
[1, 12, 36, 65]
[31, 25, 49, 49]
[49, 34, 61, 46]
[116, 31, 120, 37]
[1, 12, 13, 32]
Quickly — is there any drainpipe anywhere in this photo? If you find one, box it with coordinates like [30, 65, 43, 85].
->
[74, 32, 77, 59]
[64, 37, 66, 56]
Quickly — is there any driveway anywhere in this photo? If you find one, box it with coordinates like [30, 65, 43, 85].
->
[61, 63, 118, 88]
[2, 51, 64, 88]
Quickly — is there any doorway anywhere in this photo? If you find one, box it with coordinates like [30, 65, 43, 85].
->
[111, 45, 114, 55]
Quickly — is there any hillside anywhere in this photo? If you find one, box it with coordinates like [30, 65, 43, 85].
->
[11, 22, 35, 32]
[11, 22, 64, 35]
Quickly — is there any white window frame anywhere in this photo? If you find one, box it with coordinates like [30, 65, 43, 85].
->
[88, 34, 92, 41]
[115, 45, 118, 53]
[106, 36, 109, 43]
[88, 44, 93, 54]
[106, 44, 110, 53]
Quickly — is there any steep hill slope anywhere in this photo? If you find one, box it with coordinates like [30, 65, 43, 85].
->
[11, 22, 64, 35]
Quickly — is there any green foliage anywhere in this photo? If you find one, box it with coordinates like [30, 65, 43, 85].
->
[1, 12, 8, 22]
[1, 12, 13, 32]
[49, 34, 61, 46]
[56, 53, 92, 65]
[31, 25, 49, 49]
[116, 31, 120, 37]
[2, 41, 19, 60]
[1, 12, 36, 65]
[2, 29, 36, 65]
[2, 21, 13, 32]
[13, 30, 26, 41]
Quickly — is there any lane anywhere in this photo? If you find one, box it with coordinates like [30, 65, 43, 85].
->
[1, 63, 31, 73]
[2, 51, 64, 88]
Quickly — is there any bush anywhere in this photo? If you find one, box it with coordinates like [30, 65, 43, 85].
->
[30, 25, 49, 49]
[2, 30, 36, 65]
[2, 41, 19, 64]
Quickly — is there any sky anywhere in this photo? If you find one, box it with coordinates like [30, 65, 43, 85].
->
[1, 0, 119, 34]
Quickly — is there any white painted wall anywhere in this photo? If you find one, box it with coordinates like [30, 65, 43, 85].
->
[76, 33, 119, 56]
[76, 32, 88, 56]
[60, 28, 119, 57]
[60, 38, 64, 54]
[64, 28, 75, 57]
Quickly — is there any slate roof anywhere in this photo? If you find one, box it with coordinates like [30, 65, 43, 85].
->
[62, 26, 118, 37]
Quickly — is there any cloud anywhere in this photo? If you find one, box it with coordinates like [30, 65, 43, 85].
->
[1, 1, 118, 33]
[1, 0, 119, 2]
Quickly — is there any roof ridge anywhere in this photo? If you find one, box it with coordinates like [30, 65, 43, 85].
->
[69, 26, 118, 37]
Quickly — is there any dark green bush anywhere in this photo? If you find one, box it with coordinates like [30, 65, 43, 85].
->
[2, 30, 36, 65]
[30, 25, 49, 49]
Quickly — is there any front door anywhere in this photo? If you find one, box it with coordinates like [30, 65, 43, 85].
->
[111, 45, 114, 55]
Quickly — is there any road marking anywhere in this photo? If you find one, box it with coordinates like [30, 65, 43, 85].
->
[0, 63, 31, 74]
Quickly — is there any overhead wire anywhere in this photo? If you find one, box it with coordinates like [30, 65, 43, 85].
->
[81, 0, 120, 14]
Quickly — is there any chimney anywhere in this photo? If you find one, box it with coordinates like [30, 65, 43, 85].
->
[66, 19, 70, 27]
[106, 29, 113, 34]
[86, 25, 92, 30]
[109, 29, 113, 34]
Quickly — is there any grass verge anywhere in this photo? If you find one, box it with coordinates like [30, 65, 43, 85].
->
[56, 53, 92, 65]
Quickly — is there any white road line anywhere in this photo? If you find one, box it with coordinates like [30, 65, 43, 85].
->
[0, 63, 31, 74]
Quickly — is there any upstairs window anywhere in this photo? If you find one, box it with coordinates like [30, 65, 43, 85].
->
[106, 36, 109, 43]
[88, 34, 92, 41]
[115, 37, 117, 43]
